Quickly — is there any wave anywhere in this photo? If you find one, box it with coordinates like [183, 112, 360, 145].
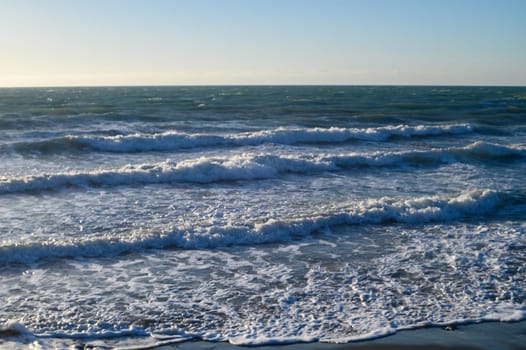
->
[3, 315, 526, 348]
[5, 124, 473, 154]
[1, 142, 524, 194]
[0, 189, 513, 264]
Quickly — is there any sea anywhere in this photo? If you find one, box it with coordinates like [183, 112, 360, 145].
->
[0, 86, 525, 349]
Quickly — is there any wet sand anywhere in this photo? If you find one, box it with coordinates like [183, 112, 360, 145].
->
[155, 321, 526, 350]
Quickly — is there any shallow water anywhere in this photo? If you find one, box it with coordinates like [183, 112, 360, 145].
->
[0, 86, 525, 348]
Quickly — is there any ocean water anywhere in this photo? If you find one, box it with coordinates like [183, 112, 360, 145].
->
[0, 86, 525, 348]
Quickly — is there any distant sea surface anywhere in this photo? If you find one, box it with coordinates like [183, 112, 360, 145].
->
[1, 86, 525, 348]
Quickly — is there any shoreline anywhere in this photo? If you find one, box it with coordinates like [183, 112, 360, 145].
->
[2, 315, 526, 349]
[154, 321, 526, 350]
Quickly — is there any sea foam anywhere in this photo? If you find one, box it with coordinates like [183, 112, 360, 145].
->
[0, 141, 523, 194]
[0, 189, 510, 264]
[4, 124, 474, 154]
[75, 124, 473, 152]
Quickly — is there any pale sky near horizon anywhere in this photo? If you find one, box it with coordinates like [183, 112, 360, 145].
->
[1, 0, 525, 87]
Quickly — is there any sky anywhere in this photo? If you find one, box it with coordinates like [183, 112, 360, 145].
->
[0, 0, 525, 87]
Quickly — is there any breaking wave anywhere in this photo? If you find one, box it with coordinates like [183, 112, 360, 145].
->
[6, 124, 473, 154]
[0, 141, 524, 194]
[0, 189, 511, 264]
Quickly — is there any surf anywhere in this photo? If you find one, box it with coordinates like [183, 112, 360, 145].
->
[0, 189, 514, 264]
[0, 141, 524, 194]
[2, 124, 474, 155]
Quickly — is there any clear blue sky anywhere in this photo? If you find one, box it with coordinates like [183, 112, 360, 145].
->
[1, 0, 525, 86]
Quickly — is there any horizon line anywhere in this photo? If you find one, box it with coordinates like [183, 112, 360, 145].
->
[1, 83, 525, 89]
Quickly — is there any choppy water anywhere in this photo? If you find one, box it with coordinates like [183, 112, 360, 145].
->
[1, 86, 525, 348]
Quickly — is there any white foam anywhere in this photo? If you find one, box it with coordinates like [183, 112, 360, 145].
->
[73, 124, 473, 152]
[229, 335, 318, 346]
[1, 222, 524, 347]
[0, 189, 507, 264]
[483, 305, 526, 322]
[1, 141, 523, 194]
